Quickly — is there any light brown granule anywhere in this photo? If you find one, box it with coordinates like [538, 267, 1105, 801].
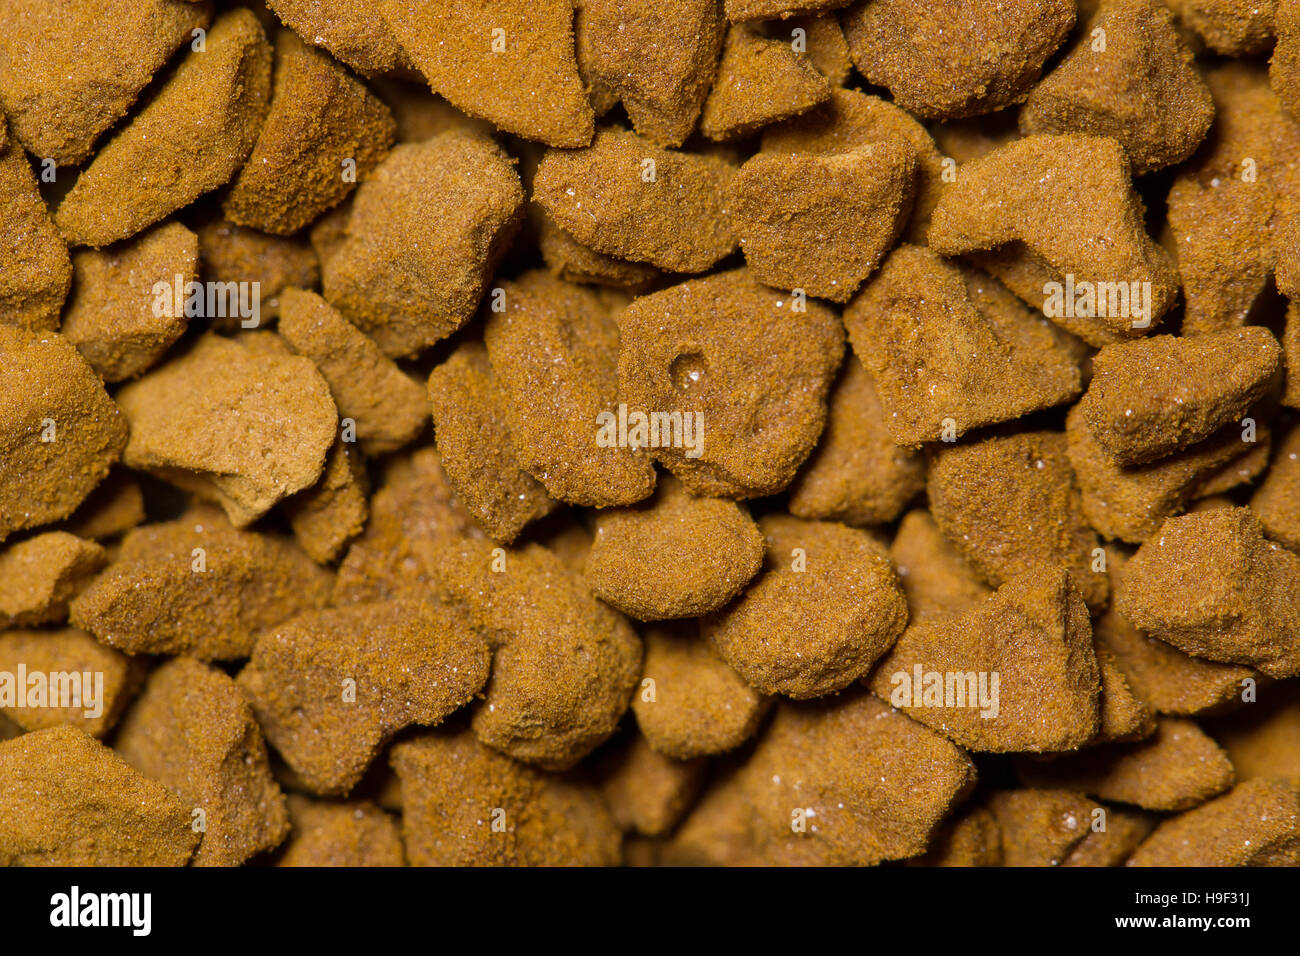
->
[54, 9, 272, 248]
[322, 133, 524, 358]
[238, 600, 490, 795]
[277, 795, 404, 867]
[61, 222, 197, 382]
[632, 621, 769, 759]
[0, 627, 138, 738]
[115, 333, 338, 526]
[71, 505, 332, 660]
[0, 532, 106, 628]
[0, 328, 127, 543]
[0, 725, 199, 866]
[0, 128, 72, 331]
[842, 0, 1075, 119]
[266, 0, 407, 74]
[585, 473, 764, 620]
[1130, 776, 1300, 866]
[728, 142, 913, 302]
[910, 806, 1003, 867]
[382, 0, 594, 149]
[0, 0, 211, 166]
[725, 0, 853, 20]
[538, 213, 663, 292]
[706, 515, 907, 699]
[193, 215, 318, 325]
[277, 288, 426, 456]
[283, 441, 369, 564]
[889, 509, 992, 623]
[222, 29, 396, 235]
[599, 733, 706, 837]
[58, 472, 145, 541]
[617, 269, 844, 498]
[1170, 0, 1277, 56]
[699, 25, 830, 142]
[1212, 684, 1300, 781]
[1250, 424, 1300, 549]
[115, 657, 290, 867]
[533, 129, 737, 274]
[987, 788, 1104, 867]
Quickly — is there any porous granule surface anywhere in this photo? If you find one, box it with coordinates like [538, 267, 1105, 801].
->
[6, 0, 1300, 873]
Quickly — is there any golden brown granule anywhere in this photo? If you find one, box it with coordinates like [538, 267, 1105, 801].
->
[322, 133, 524, 358]
[986, 788, 1103, 867]
[617, 269, 844, 498]
[61, 223, 197, 382]
[1212, 684, 1300, 781]
[585, 473, 764, 620]
[0, 0, 211, 166]
[266, 0, 407, 74]
[1169, 0, 1277, 55]
[0, 329, 127, 543]
[728, 142, 913, 301]
[277, 795, 404, 867]
[193, 215, 318, 325]
[706, 515, 907, 699]
[760, 14, 851, 86]
[0, 128, 72, 331]
[1250, 424, 1300, 549]
[0, 628, 139, 738]
[1092, 645, 1157, 745]
[1062, 808, 1156, 866]
[1130, 776, 1300, 866]
[699, 25, 829, 142]
[0, 726, 199, 866]
[382, 0, 594, 148]
[283, 441, 369, 564]
[927, 431, 1109, 612]
[725, 0, 853, 20]
[54, 9, 272, 248]
[889, 509, 992, 623]
[57, 472, 145, 541]
[0, 532, 106, 628]
[391, 726, 623, 866]
[223, 30, 396, 235]
[910, 806, 1003, 867]
[238, 600, 490, 795]
[845, 246, 1081, 445]
[598, 733, 706, 837]
[538, 213, 663, 292]
[71, 505, 332, 660]
[115, 658, 290, 867]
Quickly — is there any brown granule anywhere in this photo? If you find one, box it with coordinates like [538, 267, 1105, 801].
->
[1212, 683, 1300, 781]
[725, 0, 853, 20]
[61, 222, 198, 382]
[699, 24, 830, 142]
[193, 215, 318, 324]
[1129, 776, 1300, 866]
[760, 15, 851, 87]
[986, 788, 1103, 867]
[222, 29, 396, 235]
[0, 127, 72, 331]
[277, 795, 404, 867]
[1250, 424, 1300, 548]
[266, 0, 406, 74]
[632, 621, 769, 759]
[0, 628, 138, 738]
[910, 806, 1003, 867]
[1062, 808, 1156, 867]
[889, 509, 992, 623]
[282, 441, 369, 564]
[115, 657, 290, 867]
[54, 9, 273, 248]
[598, 733, 706, 837]
[58, 472, 145, 541]
[0, 531, 106, 628]
[538, 213, 663, 292]
[1170, 0, 1277, 56]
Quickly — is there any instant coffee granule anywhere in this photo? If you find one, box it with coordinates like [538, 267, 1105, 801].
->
[4, 0, 1300, 871]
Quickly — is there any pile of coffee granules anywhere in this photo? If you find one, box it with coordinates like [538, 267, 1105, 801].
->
[1, 0, 1299, 869]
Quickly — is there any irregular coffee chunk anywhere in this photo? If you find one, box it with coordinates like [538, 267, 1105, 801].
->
[1062, 807, 1157, 867]
[632, 622, 768, 759]
[927, 431, 1109, 612]
[71, 506, 332, 660]
[266, 0, 406, 74]
[0, 329, 127, 542]
[322, 133, 524, 357]
[115, 333, 337, 526]
[928, 135, 1178, 346]
[61, 223, 197, 382]
[283, 442, 368, 565]
[762, 88, 944, 243]
[0, 726, 198, 866]
[579, 0, 724, 146]
[890, 509, 992, 623]
[1251, 424, 1300, 549]
[0, 532, 106, 628]
[0, 0, 211, 165]
[706, 515, 907, 699]
[586, 474, 764, 620]
[1069, 404, 1269, 543]
[1213, 685, 1300, 781]
[485, 271, 655, 507]
[666, 693, 975, 866]
[1076, 328, 1281, 467]
[728, 143, 912, 302]
[910, 806, 1003, 867]
[391, 727, 623, 866]
[845, 247, 1081, 445]
[1097, 548, 1256, 715]
[538, 214, 663, 291]
[54, 10, 272, 248]
[0, 130, 72, 331]
[599, 734, 706, 837]
[1173, 0, 1277, 55]
[1021, 717, 1234, 812]
[278, 288, 426, 456]
[0, 628, 138, 738]
[116, 658, 290, 867]
[1118, 507, 1300, 678]
[383, 0, 594, 148]
[700, 25, 830, 142]
[428, 341, 557, 543]
[59, 472, 145, 541]
[987, 788, 1105, 866]
[194, 216, 318, 325]
[1166, 63, 1300, 334]
[842, 0, 1075, 119]
[1021, 0, 1214, 174]
[438, 540, 642, 769]
[223, 29, 396, 235]
[238, 600, 490, 795]
[277, 795, 403, 866]
[1273, 0, 1300, 117]
[787, 358, 924, 526]
[618, 270, 844, 498]
[1092, 644, 1156, 745]
[534, 129, 736, 273]
[1130, 777, 1300, 866]
[869, 568, 1100, 753]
